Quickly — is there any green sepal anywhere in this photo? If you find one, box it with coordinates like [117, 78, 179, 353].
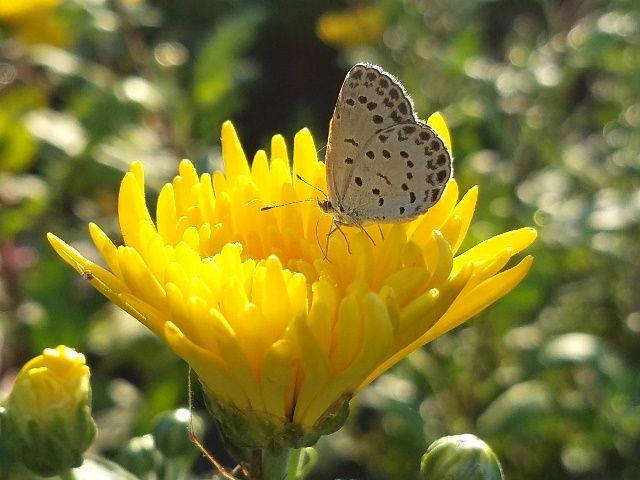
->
[202, 383, 351, 452]
[2, 397, 96, 476]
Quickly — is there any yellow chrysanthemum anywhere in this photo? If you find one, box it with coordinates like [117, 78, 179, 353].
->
[316, 5, 384, 47]
[47, 116, 535, 449]
[0, 0, 68, 46]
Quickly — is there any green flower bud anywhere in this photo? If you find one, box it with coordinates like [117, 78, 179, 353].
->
[152, 408, 203, 458]
[420, 434, 504, 480]
[116, 434, 162, 479]
[1, 345, 96, 476]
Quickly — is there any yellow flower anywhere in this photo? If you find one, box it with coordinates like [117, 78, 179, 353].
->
[8, 345, 90, 414]
[0, 0, 68, 46]
[2, 345, 95, 475]
[316, 5, 384, 47]
[47, 116, 535, 449]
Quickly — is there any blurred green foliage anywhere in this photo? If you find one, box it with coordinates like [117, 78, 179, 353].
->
[1, 0, 639, 479]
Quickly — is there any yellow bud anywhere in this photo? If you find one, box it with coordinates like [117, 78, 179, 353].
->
[2, 346, 96, 476]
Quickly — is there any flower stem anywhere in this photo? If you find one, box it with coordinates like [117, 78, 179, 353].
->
[261, 448, 291, 480]
[286, 449, 302, 479]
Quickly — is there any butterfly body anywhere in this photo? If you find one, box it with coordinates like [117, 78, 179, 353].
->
[323, 63, 452, 227]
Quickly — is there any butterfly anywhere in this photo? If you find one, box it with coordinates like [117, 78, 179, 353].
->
[318, 63, 452, 232]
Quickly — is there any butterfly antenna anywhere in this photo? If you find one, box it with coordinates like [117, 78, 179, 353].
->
[187, 368, 243, 480]
[295, 174, 327, 198]
[260, 198, 316, 211]
[316, 143, 327, 157]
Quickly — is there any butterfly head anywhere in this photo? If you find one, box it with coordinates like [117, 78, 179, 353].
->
[318, 198, 333, 215]
[318, 198, 362, 227]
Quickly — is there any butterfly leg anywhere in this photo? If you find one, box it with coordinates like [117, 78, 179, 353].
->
[335, 222, 352, 254]
[322, 222, 337, 260]
[324, 221, 352, 258]
[357, 224, 377, 247]
[378, 224, 385, 241]
[316, 218, 334, 263]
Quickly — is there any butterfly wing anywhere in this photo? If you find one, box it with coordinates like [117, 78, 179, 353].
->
[325, 63, 417, 208]
[325, 63, 452, 224]
[340, 122, 452, 223]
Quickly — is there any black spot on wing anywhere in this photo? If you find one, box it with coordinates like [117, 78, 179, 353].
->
[376, 172, 392, 185]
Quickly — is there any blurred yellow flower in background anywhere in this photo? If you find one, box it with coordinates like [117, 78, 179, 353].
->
[48, 117, 535, 449]
[0, 0, 68, 46]
[316, 5, 384, 47]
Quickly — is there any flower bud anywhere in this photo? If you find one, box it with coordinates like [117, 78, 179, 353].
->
[116, 434, 162, 479]
[420, 434, 504, 480]
[2, 345, 96, 476]
[152, 408, 203, 458]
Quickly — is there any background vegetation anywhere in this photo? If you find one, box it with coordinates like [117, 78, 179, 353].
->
[1, 0, 639, 478]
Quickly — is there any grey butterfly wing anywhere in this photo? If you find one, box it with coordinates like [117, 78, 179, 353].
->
[325, 63, 417, 205]
[340, 123, 452, 223]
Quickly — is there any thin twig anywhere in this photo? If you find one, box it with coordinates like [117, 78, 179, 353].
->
[187, 368, 240, 480]
[251, 449, 263, 480]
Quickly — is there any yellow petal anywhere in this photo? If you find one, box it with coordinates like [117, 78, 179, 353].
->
[427, 111, 452, 154]
[291, 315, 332, 426]
[440, 255, 534, 336]
[164, 321, 249, 409]
[221, 121, 250, 181]
[454, 227, 537, 269]
[301, 292, 392, 426]
[260, 340, 297, 419]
